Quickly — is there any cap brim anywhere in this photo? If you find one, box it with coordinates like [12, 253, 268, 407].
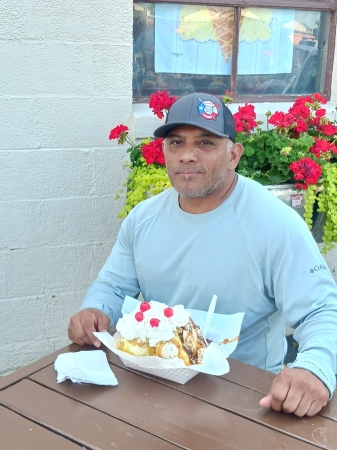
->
[153, 121, 230, 139]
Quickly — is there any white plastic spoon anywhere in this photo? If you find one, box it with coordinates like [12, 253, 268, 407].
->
[202, 294, 218, 339]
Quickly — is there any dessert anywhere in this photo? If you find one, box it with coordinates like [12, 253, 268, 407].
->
[116, 300, 208, 366]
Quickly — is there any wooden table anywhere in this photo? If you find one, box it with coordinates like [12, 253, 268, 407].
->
[1, 342, 337, 450]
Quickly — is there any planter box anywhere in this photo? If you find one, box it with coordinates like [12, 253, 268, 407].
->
[266, 184, 324, 243]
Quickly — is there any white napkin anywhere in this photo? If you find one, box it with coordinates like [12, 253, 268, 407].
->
[54, 350, 118, 386]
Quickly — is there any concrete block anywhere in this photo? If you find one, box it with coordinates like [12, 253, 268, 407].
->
[34, 97, 132, 148]
[1, 149, 94, 200]
[0, 99, 39, 149]
[29, 0, 132, 43]
[93, 197, 123, 243]
[0, 256, 7, 298]
[0, 0, 28, 40]
[91, 241, 117, 277]
[39, 196, 118, 246]
[3, 244, 94, 297]
[0, 97, 132, 150]
[0, 291, 83, 375]
[0, 201, 43, 248]
[92, 44, 133, 95]
[92, 148, 128, 196]
[0, 42, 93, 96]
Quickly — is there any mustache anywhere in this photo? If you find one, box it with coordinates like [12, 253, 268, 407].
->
[173, 166, 204, 174]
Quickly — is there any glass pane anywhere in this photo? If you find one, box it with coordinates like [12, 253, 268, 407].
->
[236, 8, 330, 96]
[133, 3, 232, 97]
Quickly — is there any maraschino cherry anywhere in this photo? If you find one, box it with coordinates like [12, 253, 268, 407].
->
[135, 311, 144, 322]
[164, 307, 174, 318]
[140, 301, 151, 312]
[150, 318, 160, 327]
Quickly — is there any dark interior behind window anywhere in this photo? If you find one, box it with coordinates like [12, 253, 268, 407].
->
[133, 2, 335, 102]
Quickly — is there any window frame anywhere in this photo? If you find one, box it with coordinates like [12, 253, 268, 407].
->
[133, 0, 337, 102]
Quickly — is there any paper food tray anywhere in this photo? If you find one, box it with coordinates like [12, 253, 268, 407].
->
[119, 357, 198, 384]
[93, 295, 244, 384]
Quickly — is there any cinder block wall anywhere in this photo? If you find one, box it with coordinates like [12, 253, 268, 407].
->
[0, 0, 133, 376]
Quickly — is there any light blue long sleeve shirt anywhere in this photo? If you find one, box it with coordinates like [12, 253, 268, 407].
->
[80, 175, 337, 396]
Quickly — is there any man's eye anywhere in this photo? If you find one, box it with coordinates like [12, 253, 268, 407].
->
[199, 140, 213, 145]
[169, 140, 181, 145]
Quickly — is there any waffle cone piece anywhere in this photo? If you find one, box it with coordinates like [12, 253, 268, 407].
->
[118, 337, 154, 357]
[208, 6, 239, 63]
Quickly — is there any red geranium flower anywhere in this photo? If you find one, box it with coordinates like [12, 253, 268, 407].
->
[233, 104, 258, 133]
[310, 137, 337, 159]
[312, 93, 327, 104]
[289, 102, 311, 119]
[317, 121, 337, 136]
[149, 91, 178, 119]
[289, 157, 322, 189]
[294, 118, 308, 134]
[268, 111, 295, 129]
[315, 108, 326, 118]
[141, 138, 165, 165]
[109, 124, 129, 144]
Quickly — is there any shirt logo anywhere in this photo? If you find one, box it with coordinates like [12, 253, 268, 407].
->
[310, 264, 327, 273]
[197, 98, 220, 120]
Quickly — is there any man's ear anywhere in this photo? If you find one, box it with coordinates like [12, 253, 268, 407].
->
[229, 143, 244, 169]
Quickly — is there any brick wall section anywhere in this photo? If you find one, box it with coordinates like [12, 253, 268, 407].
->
[0, 0, 133, 376]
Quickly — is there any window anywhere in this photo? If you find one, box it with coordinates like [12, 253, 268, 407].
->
[133, 1, 337, 102]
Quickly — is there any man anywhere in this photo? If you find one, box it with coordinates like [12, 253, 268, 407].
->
[68, 92, 337, 417]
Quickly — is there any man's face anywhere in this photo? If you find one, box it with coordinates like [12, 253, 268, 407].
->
[163, 125, 235, 199]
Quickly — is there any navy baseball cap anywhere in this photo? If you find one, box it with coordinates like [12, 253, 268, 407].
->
[153, 92, 236, 142]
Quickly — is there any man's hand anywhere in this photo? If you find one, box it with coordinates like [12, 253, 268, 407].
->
[259, 367, 329, 417]
[68, 308, 110, 348]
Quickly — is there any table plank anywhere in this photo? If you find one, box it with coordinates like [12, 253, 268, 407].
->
[221, 358, 276, 392]
[29, 364, 320, 450]
[104, 347, 337, 421]
[0, 343, 79, 390]
[0, 380, 178, 450]
[143, 371, 337, 449]
[0, 405, 82, 450]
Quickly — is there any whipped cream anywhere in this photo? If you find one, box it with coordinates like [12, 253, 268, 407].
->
[116, 300, 191, 346]
[160, 342, 179, 359]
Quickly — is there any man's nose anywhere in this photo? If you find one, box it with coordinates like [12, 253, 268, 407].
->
[179, 144, 197, 162]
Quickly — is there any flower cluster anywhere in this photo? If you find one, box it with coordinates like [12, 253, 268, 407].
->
[149, 90, 178, 119]
[109, 124, 129, 144]
[289, 158, 322, 190]
[141, 138, 165, 165]
[235, 93, 337, 190]
[234, 93, 337, 252]
[109, 90, 176, 168]
[233, 104, 258, 133]
[109, 91, 337, 252]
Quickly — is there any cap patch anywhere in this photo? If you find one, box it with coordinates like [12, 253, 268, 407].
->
[197, 98, 220, 121]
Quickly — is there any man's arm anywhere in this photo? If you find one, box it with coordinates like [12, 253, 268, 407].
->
[269, 215, 337, 411]
[69, 217, 141, 344]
